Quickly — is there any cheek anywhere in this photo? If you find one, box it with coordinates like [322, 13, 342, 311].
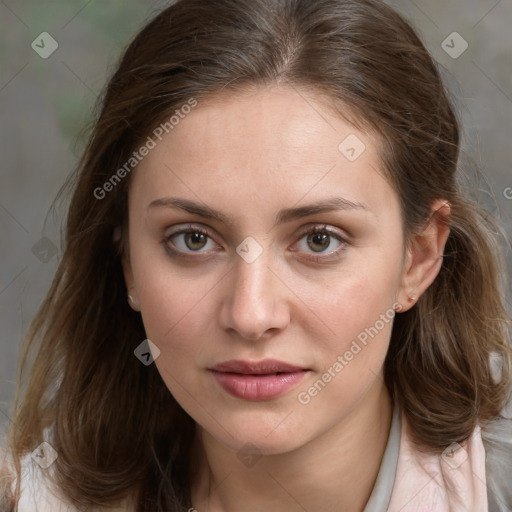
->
[133, 224, 403, 356]
[137, 271, 213, 353]
[129, 241, 204, 343]
[304, 245, 403, 353]
[136, 272, 212, 400]
[294, 269, 398, 415]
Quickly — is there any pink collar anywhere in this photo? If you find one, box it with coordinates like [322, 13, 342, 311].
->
[387, 410, 488, 511]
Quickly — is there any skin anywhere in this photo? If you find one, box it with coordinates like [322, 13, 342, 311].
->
[121, 84, 451, 512]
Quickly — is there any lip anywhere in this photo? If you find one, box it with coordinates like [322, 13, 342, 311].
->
[211, 359, 306, 374]
[209, 359, 309, 400]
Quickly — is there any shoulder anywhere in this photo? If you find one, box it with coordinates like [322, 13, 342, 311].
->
[481, 413, 512, 511]
[1, 424, 137, 512]
[6, 451, 79, 512]
[3, 450, 135, 512]
[0, 426, 74, 512]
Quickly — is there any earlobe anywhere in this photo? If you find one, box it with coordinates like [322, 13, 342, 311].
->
[397, 199, 451, 312]
[123, 262, 140, 311]
[124, 268, 141, 312]
[119, 236, 140, 312]
[127, 293, 140, 311]
[113, 226, 122, 244]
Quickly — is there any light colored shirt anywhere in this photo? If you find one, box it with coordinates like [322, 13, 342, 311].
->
[7, 401, 512, 511]
[364, 401, 512, 511]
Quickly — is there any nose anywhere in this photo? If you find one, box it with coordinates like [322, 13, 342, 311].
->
[219, 250, 291, 341]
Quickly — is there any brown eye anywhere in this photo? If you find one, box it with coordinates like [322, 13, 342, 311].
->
[182, 231, 208, 251]
[163, 225, 218, 255]
[293, 225, 349, 262]
[307, 230, 332, 253]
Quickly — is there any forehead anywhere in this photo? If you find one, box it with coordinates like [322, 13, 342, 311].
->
[158, 85, 371, 161]
[129, 85, 398, 226]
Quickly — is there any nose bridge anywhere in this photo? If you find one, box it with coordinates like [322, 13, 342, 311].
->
[234, 234, 274, 296]
[234, 251, 273, 302]
[221, 241, 288, 339]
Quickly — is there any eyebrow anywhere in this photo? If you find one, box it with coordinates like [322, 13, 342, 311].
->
[147, 196, 371, 229]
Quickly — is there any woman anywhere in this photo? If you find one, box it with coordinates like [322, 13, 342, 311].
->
[2, 0, 512, 510]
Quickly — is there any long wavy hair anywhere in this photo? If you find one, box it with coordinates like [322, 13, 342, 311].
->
[2, 0, 511, 510]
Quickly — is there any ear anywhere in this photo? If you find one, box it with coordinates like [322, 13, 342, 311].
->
[114, 226, 140, 312]
[396, 199, 451, 313]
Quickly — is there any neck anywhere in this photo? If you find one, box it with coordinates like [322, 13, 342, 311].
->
[189, 379, 393, 512]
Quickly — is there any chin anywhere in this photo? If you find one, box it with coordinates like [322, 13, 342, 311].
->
[206, 412, 313, 456]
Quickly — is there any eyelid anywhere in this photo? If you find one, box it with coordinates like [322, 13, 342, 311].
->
[293, 223, 346, 240]
[164, 223, 214, 239]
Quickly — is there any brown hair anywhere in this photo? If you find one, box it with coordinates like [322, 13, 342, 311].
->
[2, 0, 511, 510]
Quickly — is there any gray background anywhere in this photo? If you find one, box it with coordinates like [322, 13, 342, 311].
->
[1, 0, 511, 434]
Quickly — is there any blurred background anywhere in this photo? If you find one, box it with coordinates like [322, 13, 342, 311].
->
[1, 0, 511, 434]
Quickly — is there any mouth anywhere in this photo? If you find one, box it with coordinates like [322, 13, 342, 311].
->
[209, 359, 310, 400]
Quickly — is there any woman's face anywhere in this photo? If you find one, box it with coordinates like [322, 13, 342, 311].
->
[123, 85, 410, 454]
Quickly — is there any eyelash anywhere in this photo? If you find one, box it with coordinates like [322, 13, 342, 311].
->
[162, 224, 349, 263]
